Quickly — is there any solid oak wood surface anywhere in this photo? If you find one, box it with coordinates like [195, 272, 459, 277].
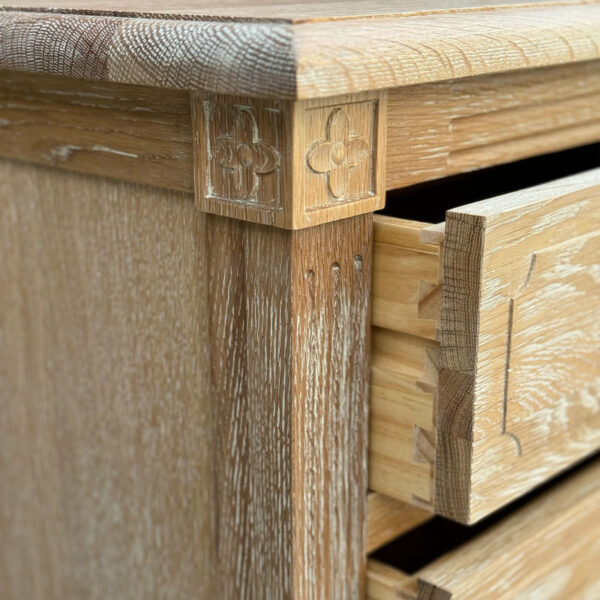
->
[370, 327, 438, 508]
[3, 66, 598, 198]
[0, 70, 193, 192]
[367, 560, 417, 600]
[0, 161, 213, 599]
[371, 167, 600, 524]
[367, 458, 600, 600]
[386, 61, 600, 191]
[372, 217, 441, 340]
[0, 0, 576, 18]
[2, 2, 600, 98]
[193, 91, 386, 229]
[1, 4, 599, 596]
[418, 458, 600, 599]
[369, 217, 441, 508]
[206, 214, 372, 597]
[437, 168, 600, 522]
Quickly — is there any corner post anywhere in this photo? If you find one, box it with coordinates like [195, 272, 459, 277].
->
[192, 90, 387, 598]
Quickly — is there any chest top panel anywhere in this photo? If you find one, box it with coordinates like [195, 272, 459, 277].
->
[2, 0, 600, 99]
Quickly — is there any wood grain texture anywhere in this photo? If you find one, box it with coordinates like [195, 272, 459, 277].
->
[373, 216, 441, 340]
[366, 493, 432, 554]
[4, 63, 599, 199]
[367, 560, 417, 600]
[0, 0, 580, 19]
[418, 458, 600, 599]
[370, 327, 439, 508]
[0, 11, 296, 98]
[206, 213, 372, 598]
[0, 70, 194, 192]
[367, 459, 600, 599]
[205, 215, 293, 597]
[386, 60, 600, 190]
[0, 161, 213, 599]
[293, 5, 600, 99]
[194, 92, 386, 229]
[373, 181, 599, 523]
[369, 216, 442, 509]
[437, 168, 600, 522]
[3, 4, 600, 99]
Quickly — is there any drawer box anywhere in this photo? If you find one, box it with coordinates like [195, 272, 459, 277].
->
[370, 168, 600, 523]
[367, 458, 600, 600]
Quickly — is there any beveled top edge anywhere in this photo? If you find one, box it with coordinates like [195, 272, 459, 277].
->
[0, 11, 298, 98]
[1, 2, 600, 99]
[2, 0, 598, 22]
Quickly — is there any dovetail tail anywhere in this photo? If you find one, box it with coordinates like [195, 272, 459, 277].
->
[413, 425, 435, 464]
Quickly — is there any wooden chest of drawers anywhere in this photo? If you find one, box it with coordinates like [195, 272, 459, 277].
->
[0, 1, 598, 598]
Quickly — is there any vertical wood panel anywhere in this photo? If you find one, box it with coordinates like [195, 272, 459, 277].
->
[0, 161, 213, 599]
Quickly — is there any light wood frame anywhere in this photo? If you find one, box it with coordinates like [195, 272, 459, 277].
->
[190, 90, 388, 595]
[1, 59, 599, 597]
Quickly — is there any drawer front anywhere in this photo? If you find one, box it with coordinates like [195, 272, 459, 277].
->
[439, 168, 600, 522]
[367, 459, 600, 600]
[371, 168, 600, 523]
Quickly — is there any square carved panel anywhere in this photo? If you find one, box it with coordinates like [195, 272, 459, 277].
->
[292, 94, 386, 228]
[302, 100, 376, 210]
[200, 98, 287, 225]
[194, 92, 386, 229]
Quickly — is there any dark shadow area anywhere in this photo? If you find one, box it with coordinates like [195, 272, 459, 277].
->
[381, 143, 600, 223]
[371, 452, 599, 574]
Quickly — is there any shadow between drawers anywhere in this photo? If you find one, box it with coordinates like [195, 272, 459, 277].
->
[370, 451, 599, 574]
[381, 142, 600, 223]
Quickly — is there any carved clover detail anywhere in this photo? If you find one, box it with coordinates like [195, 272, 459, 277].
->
[213, 106, 280, 202]
[306, 108, 371, 200]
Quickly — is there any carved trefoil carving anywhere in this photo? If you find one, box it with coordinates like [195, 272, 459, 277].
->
[204, 101, 282, 210]
[302, 99, 377, 212]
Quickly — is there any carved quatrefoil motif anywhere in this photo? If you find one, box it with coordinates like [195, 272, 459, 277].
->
[213, 106, 280, 202]
[306, 108, 371, 201]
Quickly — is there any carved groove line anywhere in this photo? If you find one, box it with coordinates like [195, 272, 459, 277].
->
[501, 251, 540, 456]
[502, 297, 522, 455]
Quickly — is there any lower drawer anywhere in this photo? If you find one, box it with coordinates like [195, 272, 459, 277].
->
[368, 458, 600, 600]
[370, 168, 600, 523]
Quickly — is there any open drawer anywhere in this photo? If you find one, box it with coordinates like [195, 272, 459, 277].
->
[370, 168, 600, 523]
[367, 458, 600, 600]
